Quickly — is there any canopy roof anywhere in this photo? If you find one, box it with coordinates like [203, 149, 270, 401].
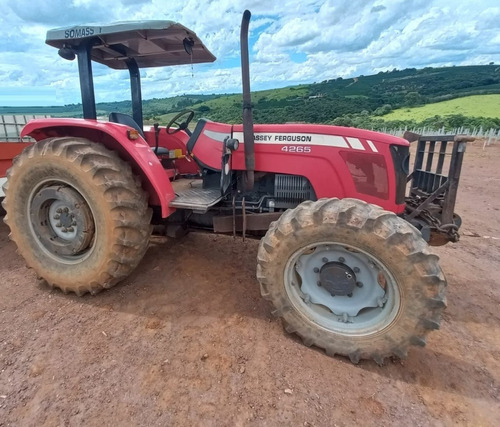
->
[46, 21, 216, 69]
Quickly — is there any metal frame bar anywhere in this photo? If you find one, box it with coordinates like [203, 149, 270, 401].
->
[76, 42, 97, 120]
[408, 134, 470, 224]
[406, 181, 449, 220]
[126, 59, 143, 130]
[441, 139, 467, 224]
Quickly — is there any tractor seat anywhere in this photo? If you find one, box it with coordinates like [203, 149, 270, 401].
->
[185, 118, 222, 173]
[186, 118, 210, 154]
[109, 112, 169, 155]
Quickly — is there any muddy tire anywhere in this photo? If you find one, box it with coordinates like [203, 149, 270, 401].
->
[2, 137, 152, 295]
[257, 198, 446, 364]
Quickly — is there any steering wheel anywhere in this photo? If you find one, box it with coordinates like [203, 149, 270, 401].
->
[166, 110, 195, 135]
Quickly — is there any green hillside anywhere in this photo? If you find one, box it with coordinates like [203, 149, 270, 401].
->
[382, 94, 500, 121]
[2, 64, 500, 130]
[170, 65, 500, 126]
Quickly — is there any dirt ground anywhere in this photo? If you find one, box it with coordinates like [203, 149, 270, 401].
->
[0, 141, 499, 426]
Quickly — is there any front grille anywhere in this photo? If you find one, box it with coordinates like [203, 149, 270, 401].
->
[274, 174, 316, 208]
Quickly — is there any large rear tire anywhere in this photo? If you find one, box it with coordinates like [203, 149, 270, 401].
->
[2, 137, 152, 295]
[257, 198, 446, 364]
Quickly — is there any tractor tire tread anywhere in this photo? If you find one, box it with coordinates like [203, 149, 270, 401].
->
[256, 198, 446, 364]
[2, 137, 152, 296]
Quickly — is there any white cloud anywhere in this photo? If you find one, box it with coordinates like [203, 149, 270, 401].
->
[0, 0, 499, 106]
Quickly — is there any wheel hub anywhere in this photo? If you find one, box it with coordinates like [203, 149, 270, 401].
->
[294, 244, 387, 317]
[49, 201, 78, 240]
[30, 185, 95, 257]
[319, 261, 357, 296]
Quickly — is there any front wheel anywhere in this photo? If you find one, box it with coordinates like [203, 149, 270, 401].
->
[257, 198, 446, 364]
[2, 137, 152, 295]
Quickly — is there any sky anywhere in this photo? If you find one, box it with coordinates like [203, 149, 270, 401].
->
[0, 0, 499, 107]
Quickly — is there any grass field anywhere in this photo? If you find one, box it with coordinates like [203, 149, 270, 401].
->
[154, 85, 309, 124]
[381, 94, 500, 121]
[187, 85, 309, 110]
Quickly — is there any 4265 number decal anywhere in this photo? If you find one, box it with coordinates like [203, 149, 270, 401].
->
[281, 146, 311, 153]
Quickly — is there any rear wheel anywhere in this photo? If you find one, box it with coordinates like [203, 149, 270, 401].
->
[257, 198, 446, 364]
[2, 137, 152, 295]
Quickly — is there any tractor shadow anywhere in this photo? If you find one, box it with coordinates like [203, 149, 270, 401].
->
[295, 340, 500, 402]
[75, 231, 271, 323]
[355, 346, 500, 402]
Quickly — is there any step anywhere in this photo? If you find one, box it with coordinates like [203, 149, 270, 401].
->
[169, 180, 223, 213]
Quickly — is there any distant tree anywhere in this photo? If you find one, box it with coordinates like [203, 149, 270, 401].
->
[373, 104, 393, 116]
[404, 91, 424, 106]
[197, 105, 211, 113]
[331, 116, 354, 127]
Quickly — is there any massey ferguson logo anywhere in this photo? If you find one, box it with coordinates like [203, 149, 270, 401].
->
[254, 134, 312, 142]
[65, 28, 95, 38]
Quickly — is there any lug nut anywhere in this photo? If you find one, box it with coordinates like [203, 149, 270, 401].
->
[338, 257, 345, 263]
[56, 208, 63, 213]
[55, 222, 62, 228]
[353, 267, 360, 273]
[313, 267, 319, 273]
[67, 227, 74, 232]
[63, 207, 69, 213]
[347, 293, 353, 298]
[53, 214, 60, 220]
[62, 227, 68, 232]
[322, 257, 328, 263]
[356, 282, 363, 288]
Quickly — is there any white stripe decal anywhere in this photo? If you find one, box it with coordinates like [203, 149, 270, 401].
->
[366, 140, 378, 152]
[346, 137, 365, 151]
[203, 129, 230, 142]
[232, 132, 349, 148]
[0, 177, 7, 198]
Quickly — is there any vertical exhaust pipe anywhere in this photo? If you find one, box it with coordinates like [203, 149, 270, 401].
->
[240, 10, 255, 191]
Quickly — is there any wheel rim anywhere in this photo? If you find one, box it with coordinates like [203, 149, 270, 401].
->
[28, 182, 95, 262]
[284, 242, 401, 336]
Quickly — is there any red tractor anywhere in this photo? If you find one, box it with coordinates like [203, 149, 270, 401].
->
[2, 11, 470, 364]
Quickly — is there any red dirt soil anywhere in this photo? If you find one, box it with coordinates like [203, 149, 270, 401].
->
[0, 141, 499, 426]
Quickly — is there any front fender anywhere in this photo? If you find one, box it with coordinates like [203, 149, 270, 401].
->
[21, 118, 175, 217]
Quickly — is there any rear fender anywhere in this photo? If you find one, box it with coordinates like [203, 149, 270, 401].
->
[21, 118, 175, 217]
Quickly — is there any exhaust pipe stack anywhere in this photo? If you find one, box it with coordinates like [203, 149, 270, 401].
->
[240, 10, 255, 191]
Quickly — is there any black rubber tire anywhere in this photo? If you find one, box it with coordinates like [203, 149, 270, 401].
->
[2, 137, 152, 295]
[257, 198, 446, 364]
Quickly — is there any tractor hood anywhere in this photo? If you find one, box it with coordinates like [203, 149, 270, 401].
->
[46, 21, 216, 69]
